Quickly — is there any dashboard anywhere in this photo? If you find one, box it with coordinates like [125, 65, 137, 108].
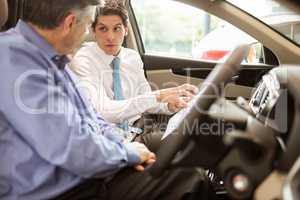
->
[249, 72, 281, 118]
[248, 71, 288, 133]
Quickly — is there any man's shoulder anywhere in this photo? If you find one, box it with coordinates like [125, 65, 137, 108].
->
[0, 30, 50, 106]
[0, 30, 49, 76]
[0, 30, 25, 48]
[0, 29, 42, 58]
[75, 41, 98, 57]
[122, 47, 141, 59]
[122, 47, 140, 57]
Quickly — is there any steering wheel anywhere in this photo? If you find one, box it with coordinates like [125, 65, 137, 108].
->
[147, 45, 250, 176]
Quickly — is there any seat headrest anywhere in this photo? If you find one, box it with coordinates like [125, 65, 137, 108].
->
[0, 0, 8, 28]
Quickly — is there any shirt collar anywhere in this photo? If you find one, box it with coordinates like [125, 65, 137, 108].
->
[118, 47, 125, 61]
[92, 42, 124, 67]
[15, 20, 69, 69]
[113, 48, 124, 67]
[51, 55, 70, 69]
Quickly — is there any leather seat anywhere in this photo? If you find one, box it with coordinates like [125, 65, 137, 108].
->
[0, 0, 8, 30]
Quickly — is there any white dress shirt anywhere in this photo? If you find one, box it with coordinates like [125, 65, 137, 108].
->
[71, 42, 171, 125]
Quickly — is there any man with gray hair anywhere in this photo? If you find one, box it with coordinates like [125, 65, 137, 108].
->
[0, 0, 215, 199]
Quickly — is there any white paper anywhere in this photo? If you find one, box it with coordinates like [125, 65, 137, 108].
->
[162, 106, 190, 140]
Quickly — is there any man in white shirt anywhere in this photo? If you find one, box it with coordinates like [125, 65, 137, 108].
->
[66, 2, 218, 199]
[71, 1, 198, 149]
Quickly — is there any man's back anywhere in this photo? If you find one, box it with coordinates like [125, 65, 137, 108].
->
[0, 20, 140, 200]
[0, 21, 82, 200]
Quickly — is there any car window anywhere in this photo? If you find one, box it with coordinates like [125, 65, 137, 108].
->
[131, 0, 263, 64]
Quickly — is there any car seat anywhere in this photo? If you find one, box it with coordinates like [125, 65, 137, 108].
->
[0, 0, 8, 30]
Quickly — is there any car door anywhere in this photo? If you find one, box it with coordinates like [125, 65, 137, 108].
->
[124, 0, 300, 100]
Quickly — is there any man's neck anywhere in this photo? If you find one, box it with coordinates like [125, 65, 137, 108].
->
[29, 23, 64, 55]
[114, 48, 122, 57]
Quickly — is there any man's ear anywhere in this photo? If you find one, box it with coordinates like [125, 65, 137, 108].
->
[91, 26, 96, 34]
[92, 27, 96, 39]
[61, 13, 77, 35]
[124, 27, 129, 36]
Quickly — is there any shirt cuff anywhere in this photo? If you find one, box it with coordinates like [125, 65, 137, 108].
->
[101, 123, 125, 143]
[139, 93, 158, 108]
[124, 143, 141, 166]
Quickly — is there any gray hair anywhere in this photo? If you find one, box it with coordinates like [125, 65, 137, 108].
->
[22, 0, 103, 29]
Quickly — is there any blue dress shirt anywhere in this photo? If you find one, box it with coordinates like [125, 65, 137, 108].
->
[0, 20, 140, 200]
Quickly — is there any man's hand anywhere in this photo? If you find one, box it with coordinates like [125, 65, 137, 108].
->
[130, 142, 156, 171]
[155, 84, 198, 112]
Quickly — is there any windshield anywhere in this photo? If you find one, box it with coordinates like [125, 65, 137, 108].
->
[226, 0, 300, 45]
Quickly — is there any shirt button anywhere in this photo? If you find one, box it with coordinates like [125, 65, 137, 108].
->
[53, 55, 60, 60]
